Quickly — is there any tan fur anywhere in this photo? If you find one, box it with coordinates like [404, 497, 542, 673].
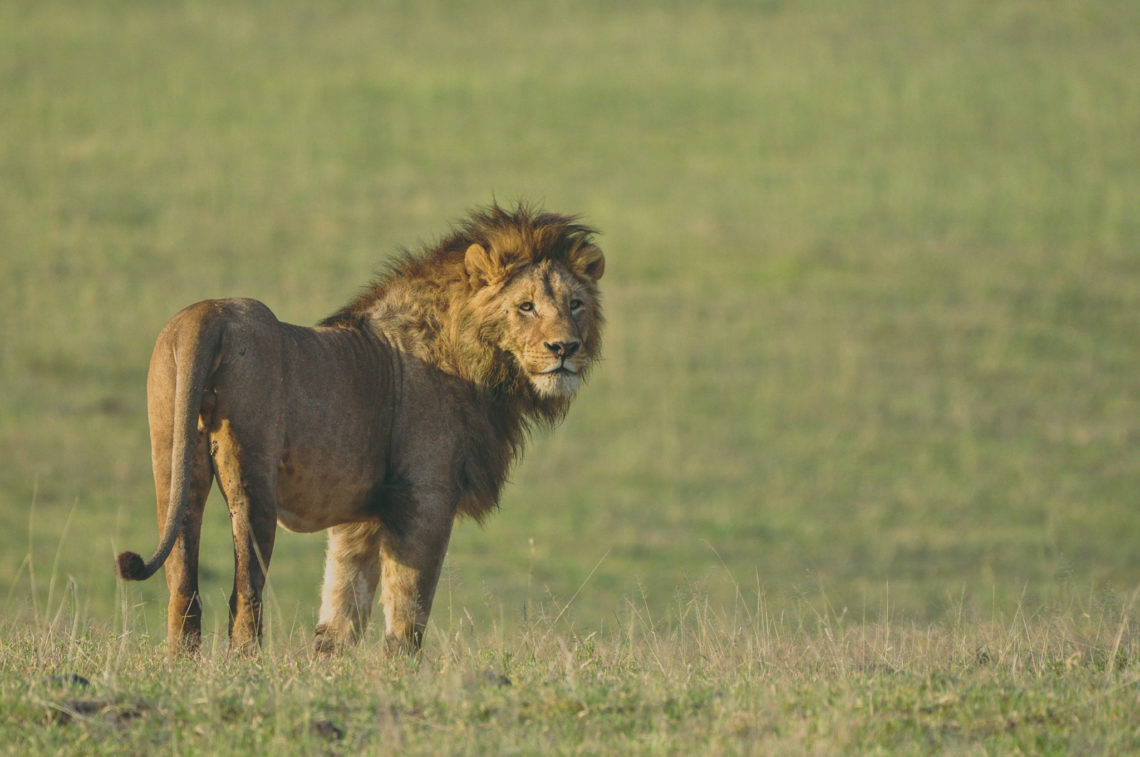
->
[116, 204, 604, 654]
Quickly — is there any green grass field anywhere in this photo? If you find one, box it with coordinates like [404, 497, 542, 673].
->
[3, 0, 1140, 752]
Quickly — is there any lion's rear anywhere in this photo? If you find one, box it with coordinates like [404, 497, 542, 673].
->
[119, 299, 280, 583]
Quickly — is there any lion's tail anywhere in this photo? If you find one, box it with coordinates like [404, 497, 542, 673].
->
[117, 305, 224, 582]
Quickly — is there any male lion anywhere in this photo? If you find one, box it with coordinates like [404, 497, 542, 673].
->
[116, 204, 605, 654]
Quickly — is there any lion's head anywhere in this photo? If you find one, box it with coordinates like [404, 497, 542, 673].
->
[461, 210, 605, 400]
[489, 257, 599, 398]
[327, 204, 605, 414]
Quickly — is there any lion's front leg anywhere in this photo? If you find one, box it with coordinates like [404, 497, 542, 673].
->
[379, 509, 454, 653]
[314, 522, 383, 653]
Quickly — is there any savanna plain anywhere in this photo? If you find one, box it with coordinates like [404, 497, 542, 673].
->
[2, 0, 1140, 753]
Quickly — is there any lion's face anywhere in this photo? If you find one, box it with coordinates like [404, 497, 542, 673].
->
[463, 238, 604, 399]
[496, 261, 601, 398]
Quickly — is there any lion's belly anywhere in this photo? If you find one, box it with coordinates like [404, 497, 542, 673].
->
[274, 464, 381, 533]
[276, 506, 342, 533]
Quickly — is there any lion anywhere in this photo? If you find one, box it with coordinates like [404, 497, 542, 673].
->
[115, 203, 605, 655]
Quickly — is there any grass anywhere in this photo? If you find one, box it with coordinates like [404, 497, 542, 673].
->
[4, 583, 1140, 754]
[2, 0, 1140, 751]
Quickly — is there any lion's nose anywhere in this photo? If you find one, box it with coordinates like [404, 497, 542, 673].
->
[545, 340, 580, 358]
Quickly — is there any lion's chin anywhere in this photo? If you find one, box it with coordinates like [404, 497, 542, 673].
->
[530, 369, 581, 398]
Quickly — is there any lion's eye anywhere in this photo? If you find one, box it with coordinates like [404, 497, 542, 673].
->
[569, 299, 583, 311]
[518, 302, 535, 313]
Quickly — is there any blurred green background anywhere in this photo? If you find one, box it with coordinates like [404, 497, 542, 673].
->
[2, 0, 1138, 644]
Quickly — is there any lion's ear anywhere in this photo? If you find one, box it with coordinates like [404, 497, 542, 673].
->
[465, 243, 502, 287]
[570, 244, 605, 282]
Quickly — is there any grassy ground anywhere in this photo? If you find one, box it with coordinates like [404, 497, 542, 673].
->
[4, 592, 1140, 754]
[2, 0, 1140, 752]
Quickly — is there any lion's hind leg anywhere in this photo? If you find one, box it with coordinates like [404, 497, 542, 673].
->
[210, 422, 279, 652]
[159, 427, 213, 655]
[314, 522, 383, 654]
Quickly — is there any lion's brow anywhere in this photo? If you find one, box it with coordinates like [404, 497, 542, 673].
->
[540, 270, 557, 303]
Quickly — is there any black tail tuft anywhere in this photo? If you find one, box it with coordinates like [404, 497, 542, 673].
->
[116, 551, 149, 581]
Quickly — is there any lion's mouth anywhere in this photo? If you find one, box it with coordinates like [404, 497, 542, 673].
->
[528, 361, 582, 398]
[538, 364, 578, 376]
